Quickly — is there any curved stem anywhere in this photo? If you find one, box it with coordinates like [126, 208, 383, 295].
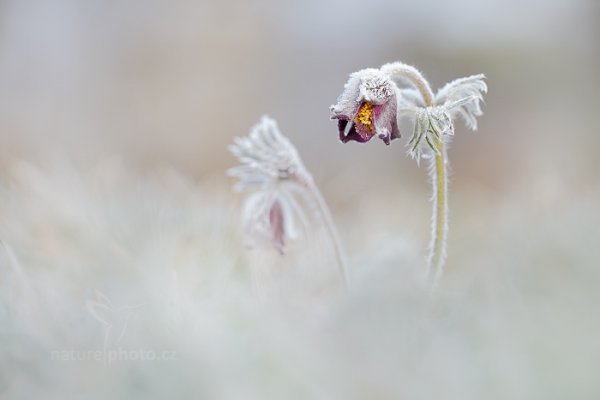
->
[305, 178, 349, 288]
[382, 62, 448, 285]
[381, 62, 434, 106]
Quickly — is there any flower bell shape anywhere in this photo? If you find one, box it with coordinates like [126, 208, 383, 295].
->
[330, 68, 401, 145]
[229, 117, 310, 254]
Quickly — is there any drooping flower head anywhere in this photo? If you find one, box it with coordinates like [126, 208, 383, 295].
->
[330, 68, 401, 145]
[229, 116, 310, 254]
[229, 117, 349, 284]
[330, 61, 487, 286]
[330, 63, 487, 156]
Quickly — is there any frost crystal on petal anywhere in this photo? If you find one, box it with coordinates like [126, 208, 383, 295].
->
[357, 69, 394, 105]
[331, 68, 400, 145]
[330, 74, 362, 119]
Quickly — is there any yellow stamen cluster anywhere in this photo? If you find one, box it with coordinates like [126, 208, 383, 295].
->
[354, 103, 374, 131]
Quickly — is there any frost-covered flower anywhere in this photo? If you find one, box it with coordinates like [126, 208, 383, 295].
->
[228, 117, 306, 192]
[237, 188, 309, 254]
[228, 117, 311, 253]
[330, 61, 487, 286]
[330, 68, 401, 145]
[331, 64, 486, 157]
[229, 116, 348, 283]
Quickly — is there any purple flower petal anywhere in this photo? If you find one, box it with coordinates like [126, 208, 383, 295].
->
[331, 68, 400, 145]
[344, 122, 374, 143]
[372, 93, 401, 145]
[269, 200, 285, 254]
[335, 107, 377, 144]
[330, 74, 361, 120]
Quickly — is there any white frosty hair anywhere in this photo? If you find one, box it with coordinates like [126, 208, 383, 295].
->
[434, 74, 488, 130]
[398, 74, 488, 162]
[228, 116, 311, 252]
[228, 116, 306, 191]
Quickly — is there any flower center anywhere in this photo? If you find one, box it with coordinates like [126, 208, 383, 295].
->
[354, 102, 374, 132]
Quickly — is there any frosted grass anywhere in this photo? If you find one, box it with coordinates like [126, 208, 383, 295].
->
[1, 161, 599, 399]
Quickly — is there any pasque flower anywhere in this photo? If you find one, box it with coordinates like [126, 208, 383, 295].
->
[330, 62, 487, 286]
[330, 69, 401, 145]
[229, 117, 348, 286]
[229, 116, 309, 254]
[331, 63, 486, 150]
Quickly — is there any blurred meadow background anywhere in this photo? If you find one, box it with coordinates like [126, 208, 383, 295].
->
[1, 0, 599, 399]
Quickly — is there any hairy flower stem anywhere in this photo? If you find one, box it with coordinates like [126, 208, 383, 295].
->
[383, 62, 448, 285]
[428, 137, 448, 286]
[304, 178, 349, 288]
